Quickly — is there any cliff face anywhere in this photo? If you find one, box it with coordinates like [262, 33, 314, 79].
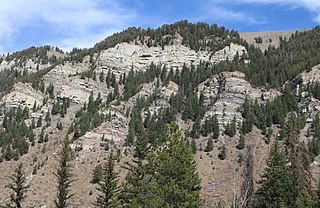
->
[198, 71, 280, 127]
[97, 42, 246, 73]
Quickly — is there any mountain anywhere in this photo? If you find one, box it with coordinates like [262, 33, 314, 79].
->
[0, 20, 320, 207]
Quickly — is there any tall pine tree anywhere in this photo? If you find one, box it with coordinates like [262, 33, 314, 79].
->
[95, 152, 119, 207]
[54, 137, 74, 208]
[253, 141, 291, 207]
[6, 163, 30, 208]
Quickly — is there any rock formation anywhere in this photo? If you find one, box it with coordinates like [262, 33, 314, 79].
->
[97, 42, 246, 74]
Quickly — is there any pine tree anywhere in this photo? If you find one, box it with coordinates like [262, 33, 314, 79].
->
[5, 163, 30, 208]
[95, 152, 119, 207]
[91, 164, 103, 184]
[121, 123, 201, 207]
[253, 141, 291, 208]
[284, 113, 315, 207]
[205, 137, 213, 152]
[54, 137, 74, 208]
[212, 115, 220, 139]
[236, 134, 245, 150]
[141, 123, 201, 207]
[218, 145, 227, 160]
[37, 115, 42, 127]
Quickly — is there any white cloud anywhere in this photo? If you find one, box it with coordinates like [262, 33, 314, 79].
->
[216, 0, 320, 24]
[0, 0, 137, 52]
[205, 6, 266, 25]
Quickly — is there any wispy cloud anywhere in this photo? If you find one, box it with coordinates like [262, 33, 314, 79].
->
[217, 0, 320, 24]
[0, 0, 137, 52]
[202, 6, 266, 25]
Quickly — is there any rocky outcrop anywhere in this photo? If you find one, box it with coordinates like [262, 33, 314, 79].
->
[0, 82, 44, 110]
[291, 64, 320, 122]
[0, 59, 51, 73]
[98, 42, 246, 74]
[43, 62, 111, 105]
[211, 43, 246, 64]
[199, 71, 280, 127]
[161, 81, 179, 100]
[292, 64, 320, 93]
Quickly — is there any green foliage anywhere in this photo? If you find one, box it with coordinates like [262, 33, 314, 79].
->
[92, 20, 240, 55]
[201, 115, 220, 139]
[5, 45, 62, 65]
[218, 145, 227, 160]
[94, 152, 119, 207]
[56, 121, 63, 130]
[205, 137, 213, 152]
[5, 163, 30, 208]
[37, 116, 42, 128]
[32, 165, 37, 175]
[240, 89, 299, 134]
[72, 93, 105, 140]
[311, 82, 320, 100]
[91, 164, 103, 184]
[54, 137, 74, 208]
[0, 107, 31, 160]
[254, 112, 316, 208]
[238, 153, 244, 166]
[253, 141, 292, 207]
[254, 36, 263, 44]
[191, 115, 201, 138]
[46, 83, 55, 99]
[224, 116, 237, 137]
[245, 26, 320, 88]
[121, 123, 201, 207]
[236, 134, 245, 150]
[308, 113, 320, 158]
[191, 138, 197, 154]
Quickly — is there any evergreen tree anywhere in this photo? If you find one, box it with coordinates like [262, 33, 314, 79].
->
[148, 123, 201, 207]
[205, 137, 213, 152]
[5, 163, 30, 208]
[126, 123, 201, 207]
[91, 164, 103, 184]
[218, 145, 227, 160]
[212, 115, 220, 139]
[37, 116, 42, 127]
[284, 113, 315, 207]
[253, 141, 292, 208]
[191, 115, 201, 138]
[236, 134, 245, 150]
[224, 116, 237, 137]
[95, 152, 119, 207]
[54, 137, 74, 208]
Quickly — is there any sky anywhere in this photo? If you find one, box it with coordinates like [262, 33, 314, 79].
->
[0, 0, 319, 54]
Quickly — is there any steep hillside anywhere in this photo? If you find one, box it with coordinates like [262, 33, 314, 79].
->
[0, 21, 320, 207]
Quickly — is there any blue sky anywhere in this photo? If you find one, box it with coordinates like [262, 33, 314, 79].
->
[0, 0, 319, 54]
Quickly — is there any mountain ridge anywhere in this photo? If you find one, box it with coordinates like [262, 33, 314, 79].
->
[0, 20, 319, 207]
